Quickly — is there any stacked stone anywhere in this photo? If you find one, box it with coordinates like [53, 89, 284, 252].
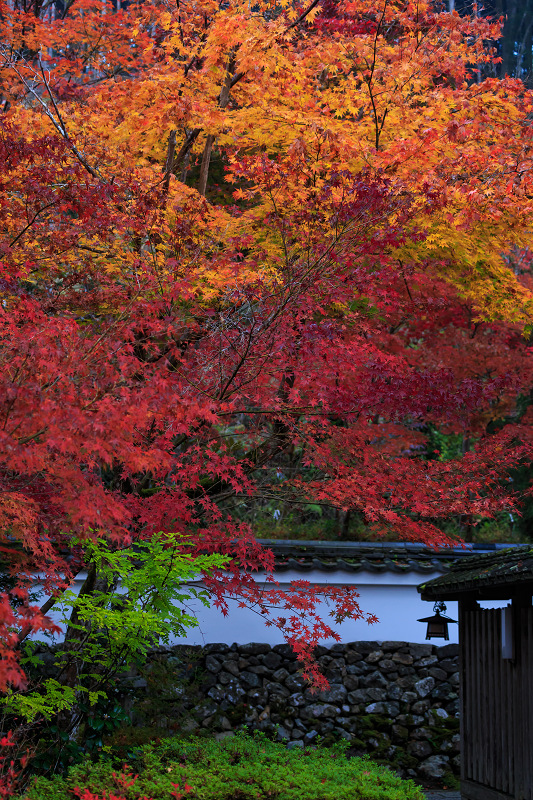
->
[32, 640, 461, 784]
[178, 640, 460, 783]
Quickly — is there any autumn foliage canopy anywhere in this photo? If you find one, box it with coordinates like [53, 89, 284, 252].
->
[1, 0, 533, 697]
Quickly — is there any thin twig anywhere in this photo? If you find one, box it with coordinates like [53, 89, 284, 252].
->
[9, 199, 58, 247]
[1, 48, 103, 179]
[286, 0, 321, 30]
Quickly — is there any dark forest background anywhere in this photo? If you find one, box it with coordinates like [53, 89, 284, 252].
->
[450, 1, 533, 85]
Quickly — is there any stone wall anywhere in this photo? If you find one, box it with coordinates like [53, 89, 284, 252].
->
[115, 640, 460, 786]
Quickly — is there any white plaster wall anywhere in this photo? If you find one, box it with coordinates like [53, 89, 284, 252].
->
[174, 570, 458, 645]
[30, 568, 457, 646]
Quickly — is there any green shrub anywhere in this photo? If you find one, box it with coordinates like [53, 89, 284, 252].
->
[18, 732, 424, 800]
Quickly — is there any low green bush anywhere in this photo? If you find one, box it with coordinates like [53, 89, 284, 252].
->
[18, 732, 424, 800]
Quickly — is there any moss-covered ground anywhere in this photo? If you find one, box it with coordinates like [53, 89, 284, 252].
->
[18, 732, 425, 800]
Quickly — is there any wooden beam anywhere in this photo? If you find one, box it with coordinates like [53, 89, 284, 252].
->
[459, 596, 480, 611]
[461, 778, 513, 800]
[512, 591, 532, 609]
[421, 583, 533, 602]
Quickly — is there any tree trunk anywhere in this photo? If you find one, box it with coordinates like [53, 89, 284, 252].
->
[198, 53, 235, 196]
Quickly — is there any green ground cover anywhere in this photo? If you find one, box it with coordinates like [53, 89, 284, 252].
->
[18, 733, 425, 800]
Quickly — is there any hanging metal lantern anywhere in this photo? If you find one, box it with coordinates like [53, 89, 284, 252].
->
[418, 601, 457, 641]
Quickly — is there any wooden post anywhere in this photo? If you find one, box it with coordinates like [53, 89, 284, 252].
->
[459, 596, 478, 791]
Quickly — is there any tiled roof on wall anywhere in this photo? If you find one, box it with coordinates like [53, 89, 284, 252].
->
[418, 544, 533, 599]
[258, 539, 520, 575]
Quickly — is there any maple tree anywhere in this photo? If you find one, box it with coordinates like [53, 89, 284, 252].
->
[2, 0, 533, 781]
[457, 0, 533, 86]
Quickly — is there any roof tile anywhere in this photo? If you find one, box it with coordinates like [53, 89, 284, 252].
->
[258, 539, 520, 576]
[417, 544, 533, 599]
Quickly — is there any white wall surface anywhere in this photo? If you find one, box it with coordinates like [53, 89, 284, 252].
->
[168, 569, 459, 646]
[31, 568, 458, 646]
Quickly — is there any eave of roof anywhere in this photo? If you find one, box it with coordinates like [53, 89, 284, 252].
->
[417, 544, 533, 600]
[258, 539, 521, 576]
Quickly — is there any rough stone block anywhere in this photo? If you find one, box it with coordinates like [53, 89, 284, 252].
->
[392, 652, 414, 665]
[221, 660, 240, 677]
[287, 740, 304, 749]
[419, 754, 450, 780]
[415, 655, 438, 668]
[262, 651, 282, 670]
[366, 687, 387, 702]
[285, 674, 306, 692]
[409, 643, 434, 660]
[272, 644, 298, 659]
[366, 650, 384, 663]
[205, 655, 221, 673]
[238, 643, 271, 656]
[316, 684, 348, 704]
[240, 670, 261, 688]
[203, 643, 230, 655]
[436, 643, 459, 659]
[414, 676, 435, 698]
[408, 740, 432, 759]
[387, 684, 402, 700]
[346, 650, 363, 664]
[428, 667, 447, 681]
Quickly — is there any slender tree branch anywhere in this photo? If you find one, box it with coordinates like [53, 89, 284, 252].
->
[9, 199, 58, 247]
[174, 127, 201, 171]
[17, 572, 82, 645]
[163, 129, 177, 194]
[286, 0, 321, 30]
[0, 51, 103, 179]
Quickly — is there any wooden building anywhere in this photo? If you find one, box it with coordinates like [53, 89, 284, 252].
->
[418, 545, 533, 800]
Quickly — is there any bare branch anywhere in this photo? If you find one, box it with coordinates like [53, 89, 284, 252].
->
[0, 48, 103, 180]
